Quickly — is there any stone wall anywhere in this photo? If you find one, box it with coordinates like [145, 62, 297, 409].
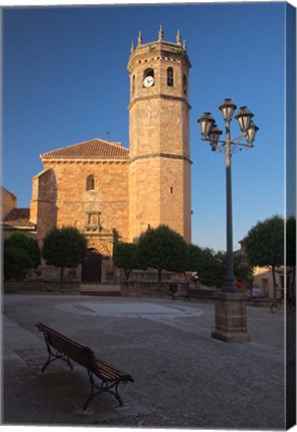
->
[2, 186, 17, 217]
[121, 280, 188, 298]
[30, 168, 58, 241]
[27, 263, 81, 282]
[47, 160, 128, 236]
[30, 159, 129, 264]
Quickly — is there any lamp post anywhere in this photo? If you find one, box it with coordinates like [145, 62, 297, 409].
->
[197, 99, 259, 342]
[198, 99, 259, 292]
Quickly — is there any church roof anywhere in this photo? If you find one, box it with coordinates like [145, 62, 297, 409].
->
[2, 208, 36, 229]
[41, 138, 129, 160]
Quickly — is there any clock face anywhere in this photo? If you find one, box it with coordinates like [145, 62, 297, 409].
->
[143, 76, 154, 88]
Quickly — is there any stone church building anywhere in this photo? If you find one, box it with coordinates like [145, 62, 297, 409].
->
[4, 27, 192, 285]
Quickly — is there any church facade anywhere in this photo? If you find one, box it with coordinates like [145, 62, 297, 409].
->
[29, 27, 192, 283]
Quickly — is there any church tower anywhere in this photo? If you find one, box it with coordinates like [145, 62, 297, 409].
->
[127, 27, 192, 242]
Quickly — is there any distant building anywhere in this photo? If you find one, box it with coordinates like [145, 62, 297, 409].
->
[2, 186, 16, 218]
[2, 186, 36, 239]
[252, 266, 295, 300]
[236, 240, 295, 300]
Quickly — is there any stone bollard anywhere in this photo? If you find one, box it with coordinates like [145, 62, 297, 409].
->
[211, 291, 251, 342]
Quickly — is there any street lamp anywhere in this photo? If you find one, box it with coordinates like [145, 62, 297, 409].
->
[197, 99, 259, 293]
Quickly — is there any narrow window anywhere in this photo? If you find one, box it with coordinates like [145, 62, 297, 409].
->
[167, 67, 174, 86]
[183, 74, 188, 95]
[86, 175, 95, 191]
[132, 75, 135, 96]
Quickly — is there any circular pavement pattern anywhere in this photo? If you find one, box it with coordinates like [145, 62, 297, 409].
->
[55, 301, 205, 319]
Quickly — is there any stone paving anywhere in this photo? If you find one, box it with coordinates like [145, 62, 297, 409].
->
[1, 293, 291, 429]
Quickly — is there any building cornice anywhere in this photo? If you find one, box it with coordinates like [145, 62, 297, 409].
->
[129, 152, 192, 165]
[127, 40, 191, 72]
[128, 94, 191, 111]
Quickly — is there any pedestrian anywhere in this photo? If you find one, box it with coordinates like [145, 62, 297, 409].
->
[252, 286, 260, 299]
[192, 272, 199, 286]
[236, 280, 244, 290]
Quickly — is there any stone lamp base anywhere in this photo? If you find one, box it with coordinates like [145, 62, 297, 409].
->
[211, 291, 251, 343]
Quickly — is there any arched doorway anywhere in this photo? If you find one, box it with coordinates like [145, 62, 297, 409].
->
[82, 249, 102, 283]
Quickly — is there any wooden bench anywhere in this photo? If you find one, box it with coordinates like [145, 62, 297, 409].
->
[184, 288, 215, 301]
[36, 323, 134, 410]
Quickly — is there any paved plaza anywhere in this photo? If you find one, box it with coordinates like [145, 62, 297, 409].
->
[2, 293, 290, 429]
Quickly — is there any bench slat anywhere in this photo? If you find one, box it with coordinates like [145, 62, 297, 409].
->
[94, 360, 127, 381]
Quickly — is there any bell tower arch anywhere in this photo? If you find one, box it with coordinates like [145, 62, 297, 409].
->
[127, 27, 192, 242]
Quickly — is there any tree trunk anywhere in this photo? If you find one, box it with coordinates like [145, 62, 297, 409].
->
[125, 269, 131, 280]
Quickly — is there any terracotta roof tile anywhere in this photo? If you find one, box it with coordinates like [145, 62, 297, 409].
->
[2, 208, 35, 228]
[41, 138, 129, 160]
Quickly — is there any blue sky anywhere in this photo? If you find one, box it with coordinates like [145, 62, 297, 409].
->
[2, 2, 295, 251]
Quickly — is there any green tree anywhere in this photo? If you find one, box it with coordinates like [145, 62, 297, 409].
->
[4, 233, 41, 281]
[186, 244, 202, 272]
[186, 244, 223, 287]
[113, 242, 140, 280]
[186, 243, 253, 288]
[244, 215, 284, 298]
[4, 246, 33, 281]
[213, 251, 253, 288]
[233, 254, 254, 286]
[137, 225, 188, 290]
[42, 227, 89, 288]
[211, 251, 228, 288]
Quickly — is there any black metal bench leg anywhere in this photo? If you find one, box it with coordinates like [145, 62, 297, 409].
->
[111, 383, 124, 406]
[39, 330, 73, 372]
[83, 371, 98, 411]
[41, 355, 53, 373]
[83, 373, 124, 410]
[41, 352, 73, 373]
[83, 388, 95, 411]
[84, 386, 123, 410]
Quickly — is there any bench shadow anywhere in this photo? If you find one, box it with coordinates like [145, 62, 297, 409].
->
[36, 366, 118, 409]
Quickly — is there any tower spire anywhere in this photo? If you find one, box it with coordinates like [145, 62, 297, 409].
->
[130, 40, 135, 53]
[158, 25, 164, 41]
[176, 29, 181, 45]
[137, 31, 142, 46]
